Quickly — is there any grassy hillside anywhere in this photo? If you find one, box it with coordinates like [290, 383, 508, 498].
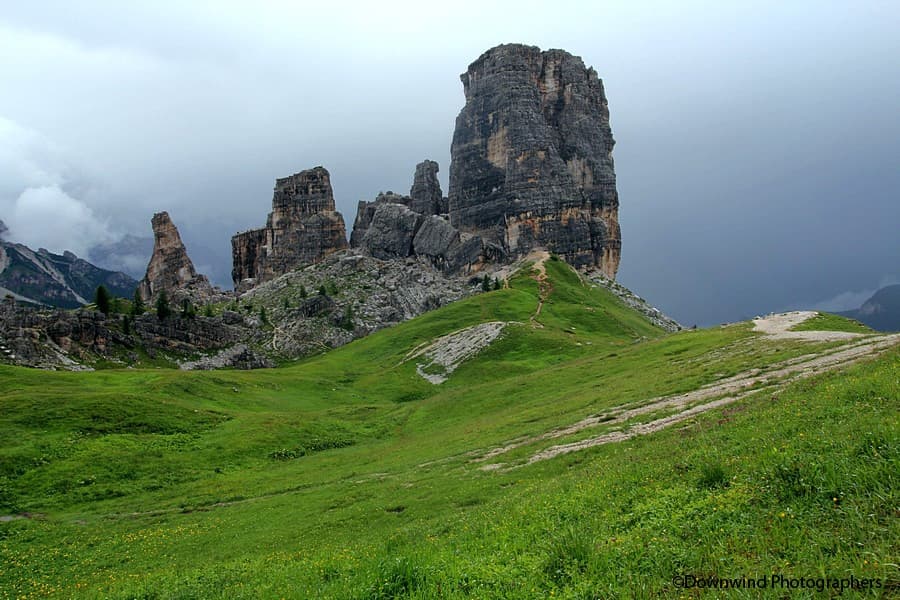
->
[790, 312, 873, 334]
[1, 259, 896, 598]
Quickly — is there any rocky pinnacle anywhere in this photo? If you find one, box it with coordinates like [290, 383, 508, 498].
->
[231, 166, 348, 288]
[448, 44, 621, 278]
[138, 211, 213, 303]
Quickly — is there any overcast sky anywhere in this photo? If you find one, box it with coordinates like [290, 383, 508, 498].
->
[1, 1, 897, 325]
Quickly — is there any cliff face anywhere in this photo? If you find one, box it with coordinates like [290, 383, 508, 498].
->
[138, 212, 212, 303]
[232, 167, 348, 288]
[448, 44, 621, 278]
[349, 161, 486, 273]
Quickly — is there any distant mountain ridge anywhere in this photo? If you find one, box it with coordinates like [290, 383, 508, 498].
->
[0, 239, 138, 308]
[838, 284, 900, 332]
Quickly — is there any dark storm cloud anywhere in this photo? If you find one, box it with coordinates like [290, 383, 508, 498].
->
[1, 1, 897, 324]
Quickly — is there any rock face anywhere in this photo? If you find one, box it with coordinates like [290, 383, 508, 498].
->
[232, 166, 348, 289]
[409, 160, 447, 215]
[448, 44, 621, 278]
[138, 212, 213, 303]
[0, 297, 270, 371]
[350, 161, 486, 273]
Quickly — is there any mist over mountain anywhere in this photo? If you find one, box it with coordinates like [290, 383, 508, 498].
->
[839, 284, 900, 332]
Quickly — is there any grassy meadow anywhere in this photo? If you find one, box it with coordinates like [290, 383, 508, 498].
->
[1, 259, 896, 598]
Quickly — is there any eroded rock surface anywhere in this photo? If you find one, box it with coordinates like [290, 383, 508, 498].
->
[232, 167, 348, 289]
[448, 44, 621, 278]
[350, 162, 486, 274]
[138, 212, 213, 304]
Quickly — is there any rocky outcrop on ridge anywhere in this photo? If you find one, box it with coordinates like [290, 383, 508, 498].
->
[448, 44, 622, 278]
[138, 212, 214, 304]
[350, 161, 488, 274]
[584, 270, 682, 332]
[238, 249, 478, 358]
[232, 166, 348, 290]
[0, 296, 269, 370]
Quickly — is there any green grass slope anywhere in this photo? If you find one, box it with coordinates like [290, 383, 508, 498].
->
[1, 260, 896, 598]
[790, 311, 874, 334]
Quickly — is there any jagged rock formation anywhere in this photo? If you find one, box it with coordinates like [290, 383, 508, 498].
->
[0, 239, 137, 308]
[350, 161, 486, 273]
[138, 212, 213, 304]
[409, 160, 447, 215]
[448, 43, 621, 278]
[238, 249, 478, 357]
[232, 166, 348, 289]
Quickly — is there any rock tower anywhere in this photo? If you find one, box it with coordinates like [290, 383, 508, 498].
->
[448, 44, 621, 278]
[138, 211, 212, 303]
[231, 166, 348, 288]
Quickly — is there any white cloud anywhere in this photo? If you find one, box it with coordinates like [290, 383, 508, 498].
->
[8, 185, 112, 256]
[0, 117, 114, 256]
[810, 275, 900, 312]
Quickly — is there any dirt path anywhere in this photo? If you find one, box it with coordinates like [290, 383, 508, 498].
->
[527, 250, 551, 328]
[752, 311, 863, 341]
[476, 331, 900, 469]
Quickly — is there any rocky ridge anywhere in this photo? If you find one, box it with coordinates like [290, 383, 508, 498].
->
[0, 240, 137, 308]
[0, 295, 269, 370]
[584, 271, 681, 332]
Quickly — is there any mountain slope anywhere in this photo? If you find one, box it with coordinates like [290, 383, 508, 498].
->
[0, 259, 897, 598]
[0, 241, 138, 308]
[839, 283, 900, 331]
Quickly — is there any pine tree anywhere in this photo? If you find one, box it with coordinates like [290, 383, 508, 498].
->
[131, 289, 145, 316]
[493, 277, 502, 291]
[299, 285, 308, 299]
[341, 304, 354, 331]
[259, 306, 269, 325]
[94, 285, 111, 315]
[181, 299, 195, 319]
[122, 314, 131, 334]
[318, 285, 328, 297]
[156, 291, 171, 321]
[481, 275, 491, 292]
